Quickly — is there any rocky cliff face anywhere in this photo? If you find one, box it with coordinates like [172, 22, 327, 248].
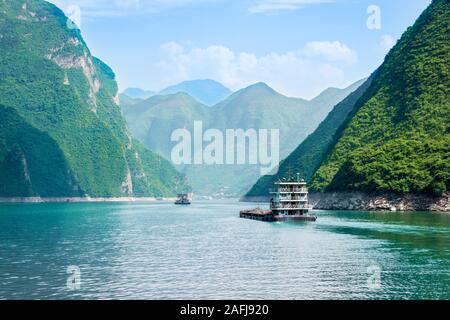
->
[241, 192, 450, 212]
[309, 192, 450, 212]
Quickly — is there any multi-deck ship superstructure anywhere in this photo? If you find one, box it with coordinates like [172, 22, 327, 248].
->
[240, 173, 316, 222]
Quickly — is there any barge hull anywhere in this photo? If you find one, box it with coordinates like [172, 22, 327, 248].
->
[274, 215, 317, 222]
[239, 209, 275, 222]
[240, 210, 317, 222]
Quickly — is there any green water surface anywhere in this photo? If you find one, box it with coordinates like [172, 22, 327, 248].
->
[0, 200, 448, 300]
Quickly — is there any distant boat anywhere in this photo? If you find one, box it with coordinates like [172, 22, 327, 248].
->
[175, 193, 192, 205]
[240, 173, 317, 222]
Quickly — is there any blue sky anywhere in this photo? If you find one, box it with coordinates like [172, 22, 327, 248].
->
[49, 0, 431, 99]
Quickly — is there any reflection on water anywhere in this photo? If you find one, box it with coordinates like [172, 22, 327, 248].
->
[0, 201, 448, 300]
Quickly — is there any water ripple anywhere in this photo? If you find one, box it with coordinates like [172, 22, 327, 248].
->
[0, 201, 448, 300]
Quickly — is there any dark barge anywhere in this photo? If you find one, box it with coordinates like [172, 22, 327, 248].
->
[240, 208, 275, 222]
[239, 209, 317, 222]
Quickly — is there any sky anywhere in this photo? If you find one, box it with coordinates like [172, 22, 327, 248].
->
[48, 0, 432, 99]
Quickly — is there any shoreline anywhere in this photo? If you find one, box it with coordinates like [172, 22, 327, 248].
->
[2, 192, 449, 212]
[0, 197, 178, 203]
[240, 192, 450, 212]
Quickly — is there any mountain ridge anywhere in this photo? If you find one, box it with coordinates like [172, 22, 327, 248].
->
[0, 0, 188, 198]
[123, 88, 155, 99]
[243, 77, 371, 200]
[244, 0, 449, 211]
[158, 79, 232, 106]
[123, 78, 366, 196]
[310, 0, 449, 197]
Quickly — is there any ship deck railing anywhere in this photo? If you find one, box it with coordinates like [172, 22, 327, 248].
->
[270, 188, 308, 193]
[279, 197, 308, 202]
[275, 182, 307, 186]
[272, 205, 310, 209]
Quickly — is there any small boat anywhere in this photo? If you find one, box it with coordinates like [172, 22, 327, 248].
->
[240, 172, 317, 222]
[175, 194, 192, 205]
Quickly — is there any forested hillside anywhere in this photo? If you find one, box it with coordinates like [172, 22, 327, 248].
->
[0, 0, 188, 197]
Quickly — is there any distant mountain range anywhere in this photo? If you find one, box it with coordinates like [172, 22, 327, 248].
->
[0, 0, 188, 198]
[122, 79, 365, 196]
[122, 79, 232, 106]
[123, 88, 155, 100]
[123, 93, 211, 158]
[245, 0, 449, 210]
[159, 79, 232, 106]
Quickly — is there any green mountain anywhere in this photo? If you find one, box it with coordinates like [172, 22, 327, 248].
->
[119, 93, 143, 113]
[247, 0, 449, 202]
[159, 79, 232, 106]
[244, 78, 371, 199]
[213, 83, 308, 157]
[0, 0, 187, 198]
[310, 0, 449, 197]
[123, 80, 365, 196]
[214, 81, 365, 157]
[123, 93, 212, 158]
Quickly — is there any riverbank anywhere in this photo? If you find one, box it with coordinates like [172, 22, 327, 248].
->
[0, 197, 177, 203]
[241, 192, 450, 212]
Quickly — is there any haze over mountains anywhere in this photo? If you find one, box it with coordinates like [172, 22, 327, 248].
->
[123, 88, 155, 100]
[122, 79, 366, 196]
[122, 79, 232, 107]
[159, 79, 232, 106]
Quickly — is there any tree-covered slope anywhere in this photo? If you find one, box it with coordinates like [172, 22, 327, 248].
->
[214, 81, 366, 158]
[123, 92, 212, 158]
[0, 105, 81, 197]
[119, 94, 143, 113]
[245, 78, 371, 198]
[213, 83, 309, 157]
[0, 0, 187, 197]
[310, 0, 449, 196]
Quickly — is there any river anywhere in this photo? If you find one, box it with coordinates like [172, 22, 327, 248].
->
[0, 200, 448, 299]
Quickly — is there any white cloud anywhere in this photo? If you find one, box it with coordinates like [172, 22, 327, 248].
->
[249, 0, 335, 14]
[301, 41, 357, 64]
[380, 34, 397, 54]
[47, 0, 214, 17]
[153, 41, 357, 99]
